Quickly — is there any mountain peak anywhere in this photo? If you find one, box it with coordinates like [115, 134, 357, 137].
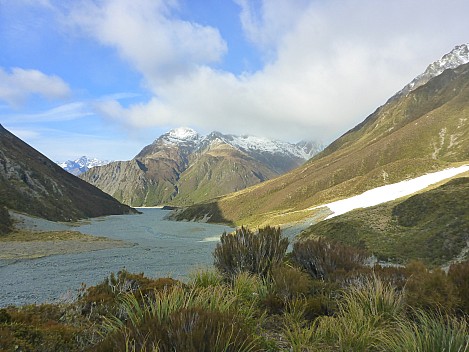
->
[167, 127, 199, 140]
[397, 43, 469, 97]
[58, 156, 111, 176]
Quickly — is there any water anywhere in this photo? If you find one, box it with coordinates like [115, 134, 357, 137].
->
[0, 209, 233, 307]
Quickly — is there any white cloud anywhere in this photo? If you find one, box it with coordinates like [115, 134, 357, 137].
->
[69, 0, 469, 143]
[0, 67, 70, 106]
[68, 0, 227, 87]
[3, 102, 91, 123]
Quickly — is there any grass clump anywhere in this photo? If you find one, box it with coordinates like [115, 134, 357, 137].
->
[311, 275, 405, 352]
[383, 310, 469, 352]
[96, 284, 267, 351]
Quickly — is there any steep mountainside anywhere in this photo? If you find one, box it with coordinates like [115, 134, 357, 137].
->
[0, 124, 135, 221]
[172, 45, 469, 226]
[58, 156, 111, 176]
[80, 128, 322, 207]
[299, 175, 469, 266]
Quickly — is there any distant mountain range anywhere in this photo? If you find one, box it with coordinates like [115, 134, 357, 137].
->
[80, 129, 323, 207]
[171, 43, 469, 226]
[58, 156, 111, 176]
[0, 124, 135, 223]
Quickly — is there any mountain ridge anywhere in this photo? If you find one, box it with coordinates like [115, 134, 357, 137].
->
[58, 156, 112, 176]
[0, 124, 136, 222]
[171, 45, 469, 226]
[80, 129, 322, 207]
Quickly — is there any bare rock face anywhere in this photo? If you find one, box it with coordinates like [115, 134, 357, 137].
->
[0, 124, 136, 221]
[80, 128, 323, 207]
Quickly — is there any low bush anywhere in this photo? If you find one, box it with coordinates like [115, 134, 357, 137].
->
[448, 259, 469, 315]
[404, 261, 458, 313]
[0, 206, 12, 235]
[79, 270, 179, 318]
[291, 237, 368, 280]
[214, 226, 289, 278]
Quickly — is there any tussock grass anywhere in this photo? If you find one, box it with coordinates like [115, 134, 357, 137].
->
[382, 310, 469, 352]
[311, 276, 405, 351]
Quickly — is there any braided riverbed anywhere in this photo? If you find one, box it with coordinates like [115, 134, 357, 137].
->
[0, 208, 232, 307]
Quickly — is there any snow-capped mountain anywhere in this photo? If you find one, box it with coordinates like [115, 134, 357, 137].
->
[58, 156, 111, 176]
[397, 43, 469, 97]
[80, 128, 323, 207]
[145, 127, 322, 162]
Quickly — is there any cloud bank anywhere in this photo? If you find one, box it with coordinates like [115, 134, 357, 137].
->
[68, 0, 469, 143]
[0, 67, 70, 107]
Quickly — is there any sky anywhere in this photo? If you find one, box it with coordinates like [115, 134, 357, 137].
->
[1, 0, 469, 162]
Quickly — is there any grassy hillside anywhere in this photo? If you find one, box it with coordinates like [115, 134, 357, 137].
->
[299, 176, 469, 266]
[0, 125, 136, 222]
[174, 62, 469, 226]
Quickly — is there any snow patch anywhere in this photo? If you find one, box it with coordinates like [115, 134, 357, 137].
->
[168, 127, 199, 140]
[311, 165, 469, 219]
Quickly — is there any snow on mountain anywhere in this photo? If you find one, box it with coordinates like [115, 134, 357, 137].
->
[162, 127, 201, 145]
[58, 156, 111, 176]
[397, 43, 469, 97]
[158, 128, 323, 162]
[222, 134, 322, 160]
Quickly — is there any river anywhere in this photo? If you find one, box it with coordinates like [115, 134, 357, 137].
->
[0, 208, 233, 307]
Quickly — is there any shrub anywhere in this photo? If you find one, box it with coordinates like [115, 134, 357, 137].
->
[0, 304, 85, 352]
[291, 237, 368, 280]
[448, 259, 469, 315]
[0, 206, 12, 235]
[213, 226, 289, 278]
[79, 270, 179, 318]
[404, 261, 457, 313]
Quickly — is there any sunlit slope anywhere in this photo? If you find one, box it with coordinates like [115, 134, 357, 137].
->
[174, 62, 469, 226]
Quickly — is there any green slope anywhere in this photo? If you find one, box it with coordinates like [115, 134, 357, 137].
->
[174, 62, 469, 226]
[299, 176, 469, 266]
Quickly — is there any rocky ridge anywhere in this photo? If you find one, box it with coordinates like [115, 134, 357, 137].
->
[80, 128, 322, 207]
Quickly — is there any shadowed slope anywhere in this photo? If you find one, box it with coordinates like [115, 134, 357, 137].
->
[0, 124, 136, 222]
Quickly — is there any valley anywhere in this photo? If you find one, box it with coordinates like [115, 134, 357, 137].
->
[1, 34, 468, 351]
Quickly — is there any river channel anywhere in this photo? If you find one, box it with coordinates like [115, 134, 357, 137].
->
[0, 208, 233, 307]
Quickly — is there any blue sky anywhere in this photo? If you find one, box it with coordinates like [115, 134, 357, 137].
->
[1, 0, 469, 161]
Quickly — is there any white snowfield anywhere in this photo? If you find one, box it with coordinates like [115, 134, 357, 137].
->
[312, 165, 469, 219]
